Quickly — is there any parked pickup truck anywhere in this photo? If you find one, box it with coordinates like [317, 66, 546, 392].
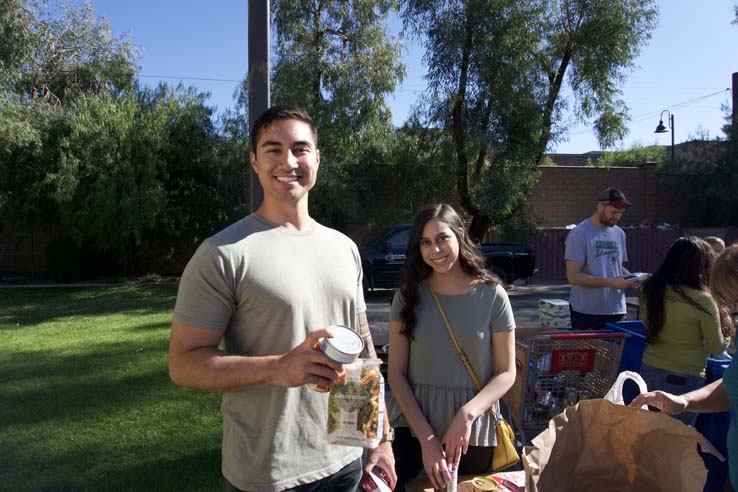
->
[359, 225, 536, 292]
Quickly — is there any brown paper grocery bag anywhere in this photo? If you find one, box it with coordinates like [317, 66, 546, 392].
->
[523, 399, 723, 492]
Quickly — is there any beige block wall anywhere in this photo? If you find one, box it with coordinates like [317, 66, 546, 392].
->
[527, 166, 699, 227]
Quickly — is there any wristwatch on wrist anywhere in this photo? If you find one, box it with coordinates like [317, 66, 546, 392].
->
[380, 427, 394, 443]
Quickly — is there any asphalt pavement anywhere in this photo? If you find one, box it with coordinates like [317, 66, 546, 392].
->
[365, 280, 639, 345]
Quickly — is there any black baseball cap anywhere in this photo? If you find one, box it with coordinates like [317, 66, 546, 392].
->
[597, 187, 632, 209]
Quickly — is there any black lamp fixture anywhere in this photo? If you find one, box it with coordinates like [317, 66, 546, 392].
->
[654, 110, 675, 164]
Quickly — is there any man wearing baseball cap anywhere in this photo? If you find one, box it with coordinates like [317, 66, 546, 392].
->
[564, 187, 638, 329]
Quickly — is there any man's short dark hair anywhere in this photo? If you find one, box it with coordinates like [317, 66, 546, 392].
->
[250, 106, 318, 152]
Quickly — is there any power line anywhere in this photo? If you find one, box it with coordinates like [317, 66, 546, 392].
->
[136, 72, 729, 131]
[628, 89, 730, 123]
[136, 73, 728, 105]
[623, 85, 727, 91]
[568, 88, 730, 136]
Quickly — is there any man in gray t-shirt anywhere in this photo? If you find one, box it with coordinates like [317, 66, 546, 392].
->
[168, 107, 395, 492]
[564, 187, 638, 329]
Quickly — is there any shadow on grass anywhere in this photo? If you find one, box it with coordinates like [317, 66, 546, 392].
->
[1, 338, 175, 427]
[85, 448, 223, 492]
[129, 320, 172, 331]
[5, 440, 222, 492]
[2, 336, 224, 492]
[0, 284, 178, 328]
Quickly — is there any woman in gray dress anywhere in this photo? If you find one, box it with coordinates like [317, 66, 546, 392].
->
[387, 204, 516, 491]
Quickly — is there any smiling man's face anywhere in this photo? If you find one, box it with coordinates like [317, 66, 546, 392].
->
[250, 119, 320, 206]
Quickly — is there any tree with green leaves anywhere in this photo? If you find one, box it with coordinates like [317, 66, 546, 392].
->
[52, 85, 246, 272]
[0, 0, 138, 103]
[354, 101, 458, 226]
[267, 0, 405, 226]
[401, 0, 658, 240]
[662, 111, 738, 227]
[0, 101, 67, 237]
[591, 145, 666, 167]
[0, 0, 249, 277]
[1, 0, 140, 266]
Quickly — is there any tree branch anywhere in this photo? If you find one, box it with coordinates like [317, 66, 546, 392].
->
[535, 41, 572, 162]
[311, 2, 325, 106]
[322, 28, 355, 44]
[473, 96, 495, 178]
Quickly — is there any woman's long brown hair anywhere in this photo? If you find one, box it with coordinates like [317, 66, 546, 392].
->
[641, 236, 718, 343]
[398, 204, 499, 339]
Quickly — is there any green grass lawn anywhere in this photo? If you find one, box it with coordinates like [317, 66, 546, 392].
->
[0, 284, 223, 492]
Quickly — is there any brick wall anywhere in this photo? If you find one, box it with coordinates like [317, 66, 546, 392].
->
[527, 165, 699, 227]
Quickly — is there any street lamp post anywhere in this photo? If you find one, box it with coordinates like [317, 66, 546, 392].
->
[654, 110, 675, 164]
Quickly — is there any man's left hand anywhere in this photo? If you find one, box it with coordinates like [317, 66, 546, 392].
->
[364, 441, 396, 490]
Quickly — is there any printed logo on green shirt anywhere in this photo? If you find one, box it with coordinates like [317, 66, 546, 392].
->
[594, 240, 619, 262]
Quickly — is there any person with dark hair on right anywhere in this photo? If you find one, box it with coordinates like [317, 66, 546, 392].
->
[637, 236, 730, 425]
[633, 244, 738, 490]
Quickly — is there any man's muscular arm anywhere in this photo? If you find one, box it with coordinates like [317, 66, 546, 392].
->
[168, 321, 343, 392]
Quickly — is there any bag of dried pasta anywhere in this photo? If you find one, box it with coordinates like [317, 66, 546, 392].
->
[327, 357, 384, 448]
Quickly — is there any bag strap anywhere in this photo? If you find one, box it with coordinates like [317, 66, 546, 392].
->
[426, 281, 497, 418]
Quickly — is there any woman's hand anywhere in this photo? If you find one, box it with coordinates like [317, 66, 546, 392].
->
[630, 390, 687, 414]
[420, 435, 451, 490]
[441, 406, 476, 467]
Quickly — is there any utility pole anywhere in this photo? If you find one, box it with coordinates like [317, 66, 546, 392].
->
[248, 0, 270, 212]
[730, 72, 738, 134]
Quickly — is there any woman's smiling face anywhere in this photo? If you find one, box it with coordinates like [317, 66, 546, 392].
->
[419, 218, 461, 275]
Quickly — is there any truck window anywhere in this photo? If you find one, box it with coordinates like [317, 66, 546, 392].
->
[387, 229, 410, 249]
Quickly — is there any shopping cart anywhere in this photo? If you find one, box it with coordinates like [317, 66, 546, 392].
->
[503, 327, 629, 445]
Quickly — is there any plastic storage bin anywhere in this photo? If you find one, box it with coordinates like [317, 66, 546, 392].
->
[605, 320, 646, 373]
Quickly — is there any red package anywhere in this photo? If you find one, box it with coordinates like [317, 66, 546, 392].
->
[358, 469, 391, 492]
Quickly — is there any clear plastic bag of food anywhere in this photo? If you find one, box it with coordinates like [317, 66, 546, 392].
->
[327, 357, 384, 448]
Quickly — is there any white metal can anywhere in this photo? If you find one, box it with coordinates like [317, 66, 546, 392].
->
[308, 324, 365, 392]
[446, 465, 458, 492]
[320, 324, 365, 363]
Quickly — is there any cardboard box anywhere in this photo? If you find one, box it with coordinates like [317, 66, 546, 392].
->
[538, 299, 570, 317]
[539, 313, 571, 328]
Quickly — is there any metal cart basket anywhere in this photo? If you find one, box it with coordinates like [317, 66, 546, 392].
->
[503, 327, 628, 444]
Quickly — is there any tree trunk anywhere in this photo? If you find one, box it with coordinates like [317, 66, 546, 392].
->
[468, 214, 490, 243]
[453, 9, 480, 223]
[536, 46, 572, 163]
